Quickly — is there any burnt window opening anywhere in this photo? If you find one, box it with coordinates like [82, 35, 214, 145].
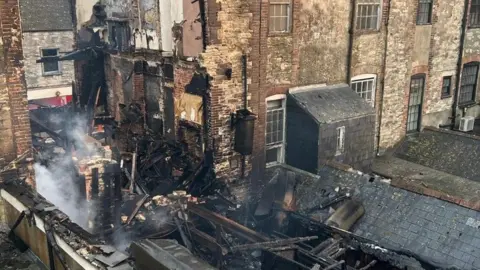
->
[416, 0, 433, 25]
[108, 21, 130, 52]
[441, 76, 452, 98]
[269, 0, 292, 33]
[459, 63, 479, 105]
[41, 48, 61, 75]
[356, 0, 381, 30]
[407, 75, 425, 133]
[470, 0, 480, 27]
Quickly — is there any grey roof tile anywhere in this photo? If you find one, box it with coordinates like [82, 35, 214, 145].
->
[395, 129, 480, 182]
[20, 0, 73, 31]
[288, 84, 375, 124]
[350, 181, 480, 269]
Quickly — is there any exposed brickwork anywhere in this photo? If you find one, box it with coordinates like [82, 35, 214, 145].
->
[201, 0, 253, 183]
[0, 0, 32, 169]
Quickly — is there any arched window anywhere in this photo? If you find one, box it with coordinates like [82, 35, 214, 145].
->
[350, 74, 376, 106]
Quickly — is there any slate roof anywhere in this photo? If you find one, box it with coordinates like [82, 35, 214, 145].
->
[291, 164, 480, 270]
[353, 182, 480, 270]
[20, 0, 73, 32]
[288, 84, 375, 124]
[395, 128, 480, 182]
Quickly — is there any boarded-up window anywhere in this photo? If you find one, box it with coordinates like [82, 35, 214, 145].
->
[356, 0, 381, 30]
[269, 0, 291, 33]
[470, 0, 480, 27]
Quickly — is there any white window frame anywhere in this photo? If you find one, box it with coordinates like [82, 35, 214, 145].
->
[336, 126, 345, 156]
[269, 0, 292, 33]
[350, 74, 377, 106]
[356, 0, 382, 31]
[265, 94, 287, 166]
[40, 48, 62, 76]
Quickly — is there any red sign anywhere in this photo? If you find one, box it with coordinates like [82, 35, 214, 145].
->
[29, 95, 72, 110]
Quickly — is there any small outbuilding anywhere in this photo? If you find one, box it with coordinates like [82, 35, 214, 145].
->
[286, 84, 376, 173]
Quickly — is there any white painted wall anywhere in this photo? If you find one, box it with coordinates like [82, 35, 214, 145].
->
[159, 0, 184, 52]
[76, 0, 98, 30]
[27, 85, 72, 100]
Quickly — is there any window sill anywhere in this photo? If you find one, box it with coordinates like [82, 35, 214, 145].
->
[441, 94, 452, 99]
[468, 25, 480, 29]
[354, 29, 380, 35]
[458, 101, 477, 108]
[266, 161, 282, 168]
[42, 72, 62, 77]
[268, 32, 292, 38]
[416, 23, 432, 26]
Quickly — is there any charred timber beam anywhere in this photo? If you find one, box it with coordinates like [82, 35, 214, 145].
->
[323, 260, 345, 270]
[311, 238, 334, 254]
[190, 228, 228, 256]
[126, 195, 149, 225]
[174, 217, 192, 252]
[44, 222, 71, 270]
[359, 260, 377, 270]
[187, 203, 268, 243]
[229, 236, 318, 253]
[330, 248, 346, 260]
[318, 239, 341, 257]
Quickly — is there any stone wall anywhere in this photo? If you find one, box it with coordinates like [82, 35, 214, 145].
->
[22, 31, 75, 89]
[201, 0, 254, 182]
[423, 0, 463, 127]
[0, 0, 32, 167]
[379, 0, 416, 149]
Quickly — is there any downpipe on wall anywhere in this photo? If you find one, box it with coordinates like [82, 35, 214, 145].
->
[346, 0, 356, 83]
[377, 0, 391, 154]
[451, 0, 469, 128]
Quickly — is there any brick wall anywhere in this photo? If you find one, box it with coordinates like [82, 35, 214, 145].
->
[201, 0, 254, 183]
[22, 31, 75, 89]
[0, 0, 32, 168]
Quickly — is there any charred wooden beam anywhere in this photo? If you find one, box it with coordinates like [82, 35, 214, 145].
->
[311, 238, 334, 254]
[359, 260, 377, 270]
[190, 228, 228, 256]
[323, 260, 345, 270]
[188, 203, 268, 243]
[229, 236, 318, 253]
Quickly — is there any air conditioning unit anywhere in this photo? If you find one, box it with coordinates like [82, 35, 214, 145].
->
[459, 116, 475, 132]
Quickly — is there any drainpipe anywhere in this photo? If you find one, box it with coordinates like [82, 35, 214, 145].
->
[198, 0, 208, 50]
[346, 0, 356, 83]
[452, 0, 469, 128]
[377, 0, 391, 153]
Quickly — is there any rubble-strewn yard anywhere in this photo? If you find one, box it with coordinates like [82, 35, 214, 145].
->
[0, 223, 42, 270]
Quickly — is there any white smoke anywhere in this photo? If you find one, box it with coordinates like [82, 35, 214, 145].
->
[34, 115, 97, 229]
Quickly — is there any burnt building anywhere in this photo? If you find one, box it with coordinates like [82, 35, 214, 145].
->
[19, 0, 75, 108]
